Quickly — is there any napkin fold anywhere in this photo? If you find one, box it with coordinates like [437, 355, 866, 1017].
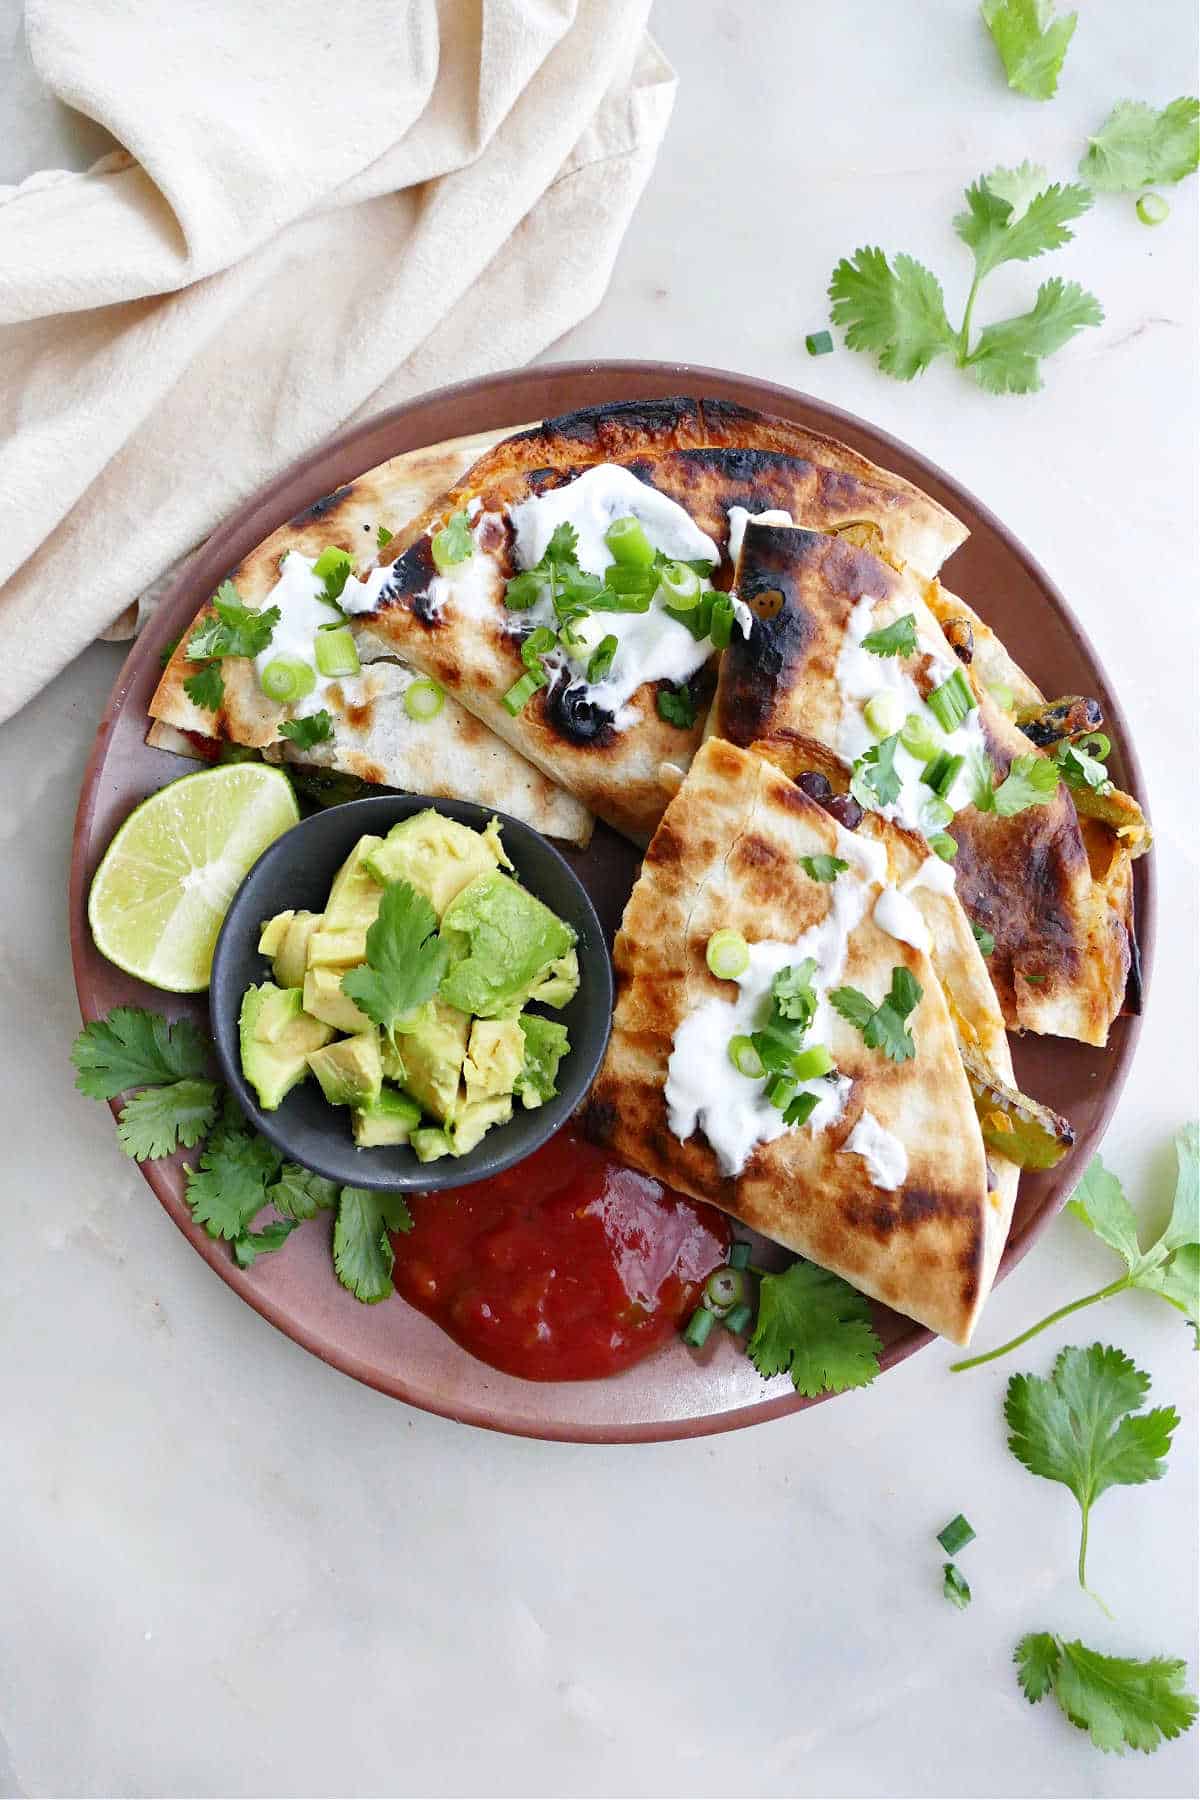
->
[0, 0, 675, 721]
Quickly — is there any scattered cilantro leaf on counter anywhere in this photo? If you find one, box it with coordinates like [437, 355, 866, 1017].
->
[850, 732, 902, 809]
[831, 966, 922, 1063]
[182, 661, 225, 713]
[266, 1164, 340, 1220]
[943, 1563, 972, 1609]
[333, 1186, 413, 1303]
[952, 1129, 1200, 1371]
[829, 166, 1101, 395]
[1080, 98, 1200, 193]
[278, 710, 334, 751]
[234, 1218, 299, 1268]
[971, 922, 996, 956]
[72, 1008, 211, 1099]
[1015, 1634, 1198, 1755]
[341, 880, 449, 1043]
[748, 1261, 882, 1397]
[657, 685, 696, 729]
[1004, 1344, 1178, 1606]
[186, 582, 280, 661]
[861, 613, 918, 657]
[116, 1079, 219, 1161]
[184, 1098, 282, 1242]
[800, 854, 849, 883]
[980, 0, 1077, 102]
[376, 524, 394, 550]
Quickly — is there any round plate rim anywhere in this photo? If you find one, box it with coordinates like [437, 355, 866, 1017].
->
[68, 357, 1155, 1444]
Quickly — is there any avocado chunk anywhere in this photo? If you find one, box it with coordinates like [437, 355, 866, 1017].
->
[239, 982, 332, 1110]
[398, 999, 470, 1124]
[514, 1014, 570, 1109]
[351, 1085, 423, 1147]
[525, 948, 580, 1009]
[365, 809, 506, 917]
[303, 965, 373, 1035]
[270, 910, 323, 988]
[306, 925, 368, 969]
[447, 1092, 513, 1155]
[307, 1031, 383, 1109]
[257, 910, 294, 958]
[324, 835, 384, 932]
[411, 1127, 452, 1163]
[462, 1017, 525, 1105]
[438, 872, 577, 1018]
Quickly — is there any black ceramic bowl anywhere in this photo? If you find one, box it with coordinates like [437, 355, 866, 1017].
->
[210, 794, 613, 1192]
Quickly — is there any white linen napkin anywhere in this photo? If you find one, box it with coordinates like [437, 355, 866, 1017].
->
[0, 0, 675, 721]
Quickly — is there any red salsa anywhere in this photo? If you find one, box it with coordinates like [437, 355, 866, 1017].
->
[393, 1125, 730, 1381]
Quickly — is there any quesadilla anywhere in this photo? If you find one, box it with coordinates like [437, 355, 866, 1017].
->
[714, 521, 1141, 1046]
[148, 429, 594, 846]
[584, 737, 1024, 1345]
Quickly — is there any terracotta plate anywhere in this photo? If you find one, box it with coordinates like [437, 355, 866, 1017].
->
[69, 360, 1154, 1443]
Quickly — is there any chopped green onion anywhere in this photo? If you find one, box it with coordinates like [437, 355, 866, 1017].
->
[587, 634, 618, 684]
[783, 1090, 819, 1128]
[986, 681, 1015, 713]
[708, 594, 735, 649]
[503, 669, 546, 714]
[313, 628, 360, 679]
[723, 1302, 754, 1335]
[1136, 191, 1169, 226]
[922, 750, 964, 799]
[865, 690, 905, 739]
[521, 626, 557, 670]
[682, 1305, 716, 1348]
[971, 922, 995, 957]
[927, 667, 977, 733]
[806, 330, 834, 356]
[728, 1241, 752, 1271]
[604, 515, 656, 568]
[658, 561, 702, 609]
[900, 710, 941, 761]
[928, 832, 958, 862]
[728, 1035, 765, 1079]
[589, 587, 653, 615]
[704, 1267, 747, 1313]
[765, 1074, 797, 1110]
[604, 563, 658, 596]
[942, 1563, 971, 1610]
[920, 796, 955, 834]
[791, 1044, 835, 1080]
[259, 656, 316, 704]
[404, 677, 444, 722]
[431, 511, 474, 574]
[706, 928, 750, 981]
[937, 1513, 976, 1555]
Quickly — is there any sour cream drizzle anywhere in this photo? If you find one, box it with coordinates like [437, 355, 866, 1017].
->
[844, 1111, 908, 1190]
[253, 552, 393, 717]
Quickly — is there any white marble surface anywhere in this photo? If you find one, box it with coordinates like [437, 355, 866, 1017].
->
[2, 3, 1197, 1796]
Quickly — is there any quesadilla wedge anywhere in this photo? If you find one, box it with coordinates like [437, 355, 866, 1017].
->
[584, 737, 1028, 1345]
[714, 522, 1138, 1046]
[147, 430, 593, 846]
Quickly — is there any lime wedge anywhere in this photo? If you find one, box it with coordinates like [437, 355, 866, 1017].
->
[88, 765, 299, 992]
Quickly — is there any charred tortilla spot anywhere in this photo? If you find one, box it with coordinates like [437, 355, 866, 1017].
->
[291, 484, 354, 525]
[581, 1095, 617, 1143]
[645, 821, 685, 868]
[545, 672, 615, 747]
[748, 587, 785, 622]
[735, 834, 781, 870]
[344, 694, 375, 733]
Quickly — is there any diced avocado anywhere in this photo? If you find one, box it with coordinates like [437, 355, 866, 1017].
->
[351, 1085, 423, 1147]
[411, 1127, 452, 1163]
[307, 925, 368, 969]
[239, 982, 332, 1110]
[447, 1092, 513, 1156]
[481, 816, 513, 870]
[251, 982, 305, 1046]
[303, 965, 373, 1035]
[324, 835, 384, 932]
[365, 809, 505, 917]
[272, 910, 323, 988]
[514, 1014, 570, 1109]
[397, 999, 470, 1124]
[525, 949, 580, 1010]
[258, 910, 294, 958]
[307, 1031, 383, 1109]
[439, 872, 577, 1019]
[462, 1017, 525, 1105]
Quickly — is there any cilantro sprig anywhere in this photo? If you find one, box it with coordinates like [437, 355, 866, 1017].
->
[831, 966, 923, 1063]
[972, 749, 1060, 815]
[981, 0, 1076, 102]
[952, 1128, 1200, 1371]
[1080, 98, 1200, 195]
[850, 733, 902, 809]
[278, 709, 334, 752]
[71, 1007, 218, 1159]
[1015, 1634, 1198, 1755]
[333, 1187, 414, 1303]
[829, 165, 1101, 395]
[184, 580, 280, 712]
[340, 880, 449, 1045]
[748, 1261, 883, 1397]
[861, 613, 918, 657]
[800, 854, 848, 883]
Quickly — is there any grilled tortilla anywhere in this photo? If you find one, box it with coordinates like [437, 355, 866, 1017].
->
[715, 523, 1136, 1046]
[148, 428, 593, 846]
[585, 737, 1016, 1345]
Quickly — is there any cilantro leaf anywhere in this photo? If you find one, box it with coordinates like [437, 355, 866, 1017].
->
[968, 279, 1104, 396]
[657, 685, 696, 729]
[800, 854, 849, 883]
[748, 1260, 882, 1397]
[955, 170, 1093, 278]
[772, 958, 819, 1025]
[266, 1164, 340, 1221]
[545, 523, 578, 564]
[828, 986, 875, 1032]
[185, 1104, 282, 1242]
[981, 0, 1077, 102]
[312, 547, 355, 610]
[116, 1078, 219, 1160]
[186, 582, 280, 661]
[943, 1563, 972, 1610]
[432, 511, 474, 569]
[340, 880, 449, 1042]
[985, 159, 1051, 219]
[1054, 736, 1113, 795]
[831, 966, 922, 1063]
[158, 635, 180, 671]
[71, 1008, 211, 1100]
[989, 751, 1061, 814]
[376, 525, 394, 550]
[278, 710, 334, 751]
[828, 249, 957, 380]
[860, 613, 918, 657]
[1005, 1344, 1178, 1602]
[183, 661, 225, 712]
[1080, 98, 1200, 193]
[850, 732, 902, 809]
[1015, 1634, 1199, 1755]
[333, 1186, 413, 1303]
[234, 1218, 299, 1268]
[971, 921, 996, 956]
[1065, 1155, 1147, 1271]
